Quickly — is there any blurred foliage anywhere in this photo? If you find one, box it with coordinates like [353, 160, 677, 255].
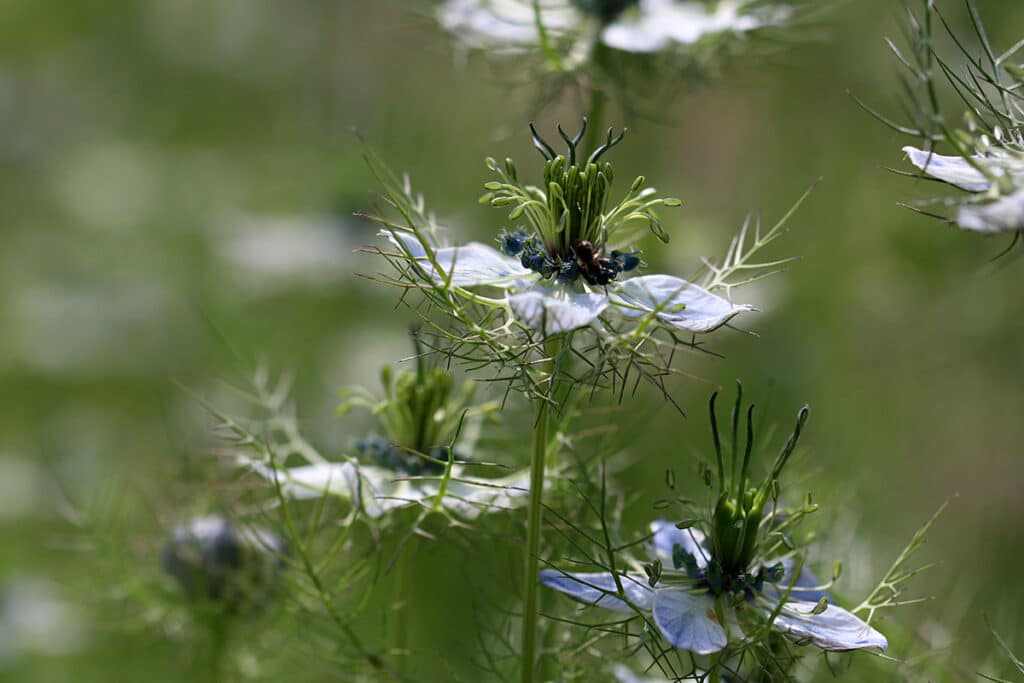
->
[1, 1, 1023, 681]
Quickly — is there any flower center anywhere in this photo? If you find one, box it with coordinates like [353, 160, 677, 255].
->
[494, 120, 641, 285]
[692, 386, 811, 593]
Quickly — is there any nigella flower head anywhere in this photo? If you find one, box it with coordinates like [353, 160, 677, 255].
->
[160, 514, 287, 613]
[540, 385, 887, 677]
[363, 120, 810, 402]
[229, 335, 532, 521]
[868, 2, 1024, 246]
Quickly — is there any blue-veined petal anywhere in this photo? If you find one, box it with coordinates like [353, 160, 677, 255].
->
[956, 189, 1024, 233]
[650, 519, 708, 569]
[652, 587, 727, 654]
[767, 599, 888, 651]
[610, 274, 752, 333]
[903, 146, 992, 193]
[539, 569, 654, 612]
[508, 285, 609, 334]
[382, 230, 534, 287]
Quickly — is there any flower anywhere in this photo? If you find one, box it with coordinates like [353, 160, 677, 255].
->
[541, 518, 884, 654]
[600, 0, 791, 54]
[232, 335, 534, 520]
[539, 386, 887, 662]
[160, 515, 287, 612]
[380, 122, 752, 337]
[242, 456, 532, 521]
[438, 0, 793, 56]
[902, 146, 1024, 234]
[878, 4, 1024, 239]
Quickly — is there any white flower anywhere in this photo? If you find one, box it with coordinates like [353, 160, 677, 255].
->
[438, 0, 580, 51]
[384, 230, 751, 336]
[957, 189, 1024, 234]
[540, 519, 887, 655]
[437, 0, 791, 55]
[902, 146, 1024, 233]
[237, 455, 532, 521]
[601, 0, 790, 53]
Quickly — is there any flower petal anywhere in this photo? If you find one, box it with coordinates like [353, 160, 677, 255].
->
[602, 0, 788, 53]
[611, 274, 752, 333]
[956, 189, 1024, 233]
[539, 569, 654, 613]
[768, 599, 888, 651]
[238, 458, 462, 519]
[649, 519, 708, 569]
[442, 468, 532, 518]
[508, 286, 609, 334]
[652, 588, 727, 654]
[382, 230, 534, 287]
[902, 146, 992, 192]
[438, 0, 580, 50]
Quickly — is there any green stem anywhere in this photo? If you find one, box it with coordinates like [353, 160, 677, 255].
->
[205, 614, 229, 683]
[392, 536, 416, 674]
[708, 595, 728, 683]
[519, 337, 562, 683]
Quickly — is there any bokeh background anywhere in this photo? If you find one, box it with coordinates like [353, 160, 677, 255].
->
[2, 1, 1023, 681]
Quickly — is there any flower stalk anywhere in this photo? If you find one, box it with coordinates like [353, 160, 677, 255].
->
[519, 334, 562, 683]
[391, 534, 416, 675]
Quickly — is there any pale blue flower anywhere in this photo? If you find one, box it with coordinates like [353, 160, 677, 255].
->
[540, 519, 887, 654]
[384, 230, 751, 336]
[438, 0, 792, 56]
[239, 457, 532, 520]
[903, 146, 1024, 234]
[600, 0, 791, 53]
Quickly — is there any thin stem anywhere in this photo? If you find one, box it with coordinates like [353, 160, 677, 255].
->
[519, 336, 562, 683]
[205, 615, 229, 683]
[392, 535, 416, 674]
[708, 594, 728, 683]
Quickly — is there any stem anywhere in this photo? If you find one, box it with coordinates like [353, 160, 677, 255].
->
[519, 336, 561, 683]
[205, 614, 229, 683]
[392, 536, 416, 674]
[708, 595, 728, 683]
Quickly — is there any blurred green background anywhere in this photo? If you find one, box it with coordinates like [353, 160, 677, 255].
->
[2, 1, 1023, 681]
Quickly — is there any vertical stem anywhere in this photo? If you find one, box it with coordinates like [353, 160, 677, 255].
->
[519, 392, 551, 683]
[708, 594, 728, 683]
[519, 336, 561, 683]
[392, 536, 416, 674]
[205, 615, 229, 683]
